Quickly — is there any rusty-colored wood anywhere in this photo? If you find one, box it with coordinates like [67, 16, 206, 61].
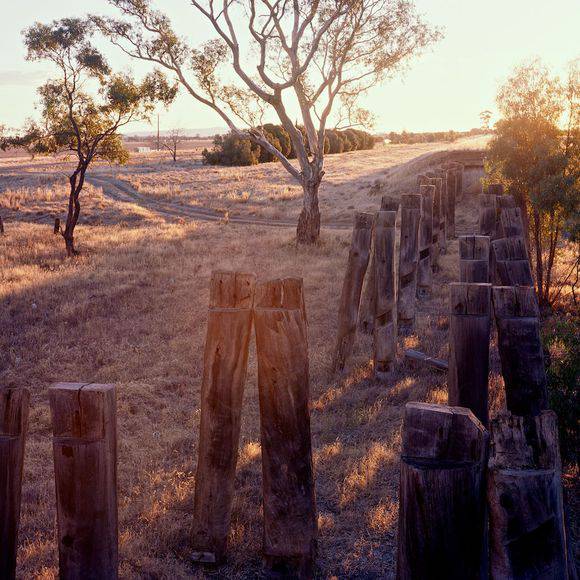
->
[397, 402, 488, 580]
[398, 194, 421, 327]
[373, 210, 397, 379]
[333, 212, 374, 371]
[192, 271, 256, 563]
[50, 383, 118, 580]
[0, 388, 30, 579]
[448, 283, 492, 426]
[492, 286, 548, 415]
[488, 411, 570, 579]
[254, 278, 317, 578]
[491, 237, 534, 286]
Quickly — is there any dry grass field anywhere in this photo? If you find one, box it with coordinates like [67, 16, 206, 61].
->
[2, 136, 574, 579]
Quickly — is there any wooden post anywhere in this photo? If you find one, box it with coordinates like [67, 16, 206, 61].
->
[459, 235, 490, 283]
[499, 207, 525, 238]
[333, 212, 374, 371]
[54, 217, 61, 235]
[435, 175, 447, 254]
[496, 194, 515, 209]
[478, 194, 497, 238]
[492, 286, 548, 415]
[491, 237, 534, 286]
[456, 163, 464, 201]
[50, 383, 118, 580]
[359, 201, 399, 335]
[431, 178, 442, 270]
[398, 194, 421, 328]
[0, 216, 4, 235]
[192, 271, 256, 563]
[0, 388, 30, 580]
[254, 278, 317, 578]
[397, 402, 488, 580]
[488, 411, 570, 579]
[374, 210, 397, 380]
[448, 283, 492, 426]
[417, 184, 434, 298]
[446, 168, 456, 238]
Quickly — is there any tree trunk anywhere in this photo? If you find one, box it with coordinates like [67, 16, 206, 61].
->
[297, 179, 321, 244]
[63, 168, 86, 257]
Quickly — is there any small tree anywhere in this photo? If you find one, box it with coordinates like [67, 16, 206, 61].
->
[15, 18, 176, 256]
[163, 128, 182, 162]
[479, 109, 492, 131]
[95, 0, 440, 243]
[486, 59, 579, 308]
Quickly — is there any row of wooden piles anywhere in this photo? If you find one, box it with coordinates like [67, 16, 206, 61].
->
[398, 188, 575, 578]
[0, 273, 318, 580]
[333, 161, 466, 376]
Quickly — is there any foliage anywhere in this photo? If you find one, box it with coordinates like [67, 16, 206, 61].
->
[542, 316, 580, 466]
[202, 126, 375, 166]
[486, 59, 580, 308]
[8, 18, 176, 255]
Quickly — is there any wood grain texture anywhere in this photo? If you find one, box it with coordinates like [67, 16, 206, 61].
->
[192, 271, 256, 563]
[492, 286, 548, 415]
[478, 194, 497, 238]
[488, 411, 570, 579]
[459, 235, 490, 283]
[50, 383, 118, 580]
[448, 283, 492, 425]
[373, 210, 397, 379]
[416, 185, 434, 297]
[397, 402, 488, 580]
[446, 168, 457, 238]
[398, 194, 421, 326]
[254, 278, 317, 578]
[333, 212, 374, 372]
[431, 177, 442, 269]
[0, 388, 30, 580]
[499, 207, 525, 238]
[491, 237, 533, 286]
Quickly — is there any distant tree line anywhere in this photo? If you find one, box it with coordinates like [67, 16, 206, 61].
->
[386, 127, 488, 145]
[202, 125, 376, 166]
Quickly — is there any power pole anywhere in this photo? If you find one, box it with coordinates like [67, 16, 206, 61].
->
[156, 114, 160, 151]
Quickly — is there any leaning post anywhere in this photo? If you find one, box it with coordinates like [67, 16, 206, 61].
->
[192, 271, 256, 564]
[333, 212, 374, 372]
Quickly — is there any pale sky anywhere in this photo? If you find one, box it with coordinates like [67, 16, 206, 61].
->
[0, 0, 578, 134]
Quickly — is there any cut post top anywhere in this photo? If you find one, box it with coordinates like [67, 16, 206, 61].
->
[209, 271, 256, 309]
[401, 194, 422, 210]
[353, 211, 375, 229]
[492, 285, 539, 318]
[255, 277, 304, 310]
[487, 183, 505, 196]
[376, 210, 397, 228]
[450, 283, 492, 316]
[381, 197, 400, 212]
[49, 383, 115, 440]
[402, 402, 488, 464]
[459, 235, 490, 260]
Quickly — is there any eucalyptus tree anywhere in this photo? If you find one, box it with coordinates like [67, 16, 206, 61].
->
[18, 18, 176, 255]
[95, 0, 440, 243]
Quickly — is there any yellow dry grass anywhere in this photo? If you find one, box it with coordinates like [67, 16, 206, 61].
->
[1, 141, 506, 579]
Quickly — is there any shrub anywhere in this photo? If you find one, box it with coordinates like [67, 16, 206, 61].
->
[542, 316, 580, 467]
[202, 133, 260, 166]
